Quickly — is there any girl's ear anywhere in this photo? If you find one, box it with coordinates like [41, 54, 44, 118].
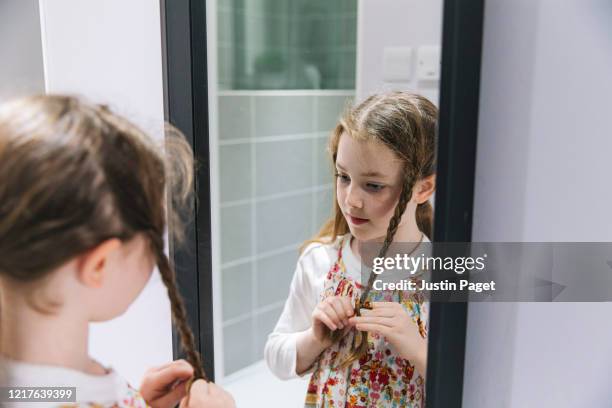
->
[414, 174, 436, 203]
[77, 238, 121, 288]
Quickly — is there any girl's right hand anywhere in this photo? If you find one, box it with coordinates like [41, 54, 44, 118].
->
[179, 380, 235, 408]
[311, 296, 355, 345]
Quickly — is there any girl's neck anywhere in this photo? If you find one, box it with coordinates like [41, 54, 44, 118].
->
[350, 218, 424, 262]
[0, 287, 105, 375]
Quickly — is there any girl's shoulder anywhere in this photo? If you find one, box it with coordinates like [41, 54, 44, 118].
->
[300, 234, 348, 259]
[298, 234, 348, 275]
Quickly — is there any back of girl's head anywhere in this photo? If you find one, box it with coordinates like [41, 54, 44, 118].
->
[311, 91, 438, 246]
[0, 94, 206, 379]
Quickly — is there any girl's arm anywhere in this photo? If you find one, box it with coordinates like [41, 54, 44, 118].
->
[265, 244, 352, 378]
[264, 254, 320, 380]
[294, 328, 331, 375]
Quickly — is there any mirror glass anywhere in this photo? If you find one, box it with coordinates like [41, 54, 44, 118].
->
[211, 1, 443, 406]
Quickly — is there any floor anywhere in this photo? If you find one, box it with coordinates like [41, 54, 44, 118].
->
[222, 360, 310, 407]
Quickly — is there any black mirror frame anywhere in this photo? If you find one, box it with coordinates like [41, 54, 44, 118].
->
[161, 0, 215, 381]
[426, 0, 485, 407]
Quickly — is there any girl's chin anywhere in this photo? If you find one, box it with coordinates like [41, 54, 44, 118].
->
[348, 226, 390, 243]
[348, 227, 377, 242]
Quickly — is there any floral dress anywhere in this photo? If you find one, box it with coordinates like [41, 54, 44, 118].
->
[305, 238, 428, 408]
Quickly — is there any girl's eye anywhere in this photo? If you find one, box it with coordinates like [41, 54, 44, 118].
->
[365, 183, 385, 192]
[335, 172, 350, 184]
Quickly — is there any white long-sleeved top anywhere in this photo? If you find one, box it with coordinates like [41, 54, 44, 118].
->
[264, 233, 431, 380]
[264, 235, 358, 380]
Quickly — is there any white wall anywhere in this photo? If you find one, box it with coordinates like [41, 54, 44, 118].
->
[0, 0, 45, 102]
[39, 0, 172, 386]
[356, 0, 443, 103]
[466, 0, 612, 406]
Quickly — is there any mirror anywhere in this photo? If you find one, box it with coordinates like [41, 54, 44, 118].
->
[210, 1, 443, 406]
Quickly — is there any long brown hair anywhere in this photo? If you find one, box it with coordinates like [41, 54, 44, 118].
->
[0, 95, 206, 380]
[305, 91, 437, 364]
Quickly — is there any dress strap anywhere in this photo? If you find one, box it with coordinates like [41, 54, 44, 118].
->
[336, 235, 346, 262]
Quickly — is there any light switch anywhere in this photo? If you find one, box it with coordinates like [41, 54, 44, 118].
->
[417, 45, 441, 81]
[382, 46, 413, 82]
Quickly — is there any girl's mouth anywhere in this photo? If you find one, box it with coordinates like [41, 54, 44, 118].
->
[347, 214, 369, 225]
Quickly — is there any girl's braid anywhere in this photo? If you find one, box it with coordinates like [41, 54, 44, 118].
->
[338, 170, 418, 366]
[148, 231, 207, 381]
[358, 172, 416, 309]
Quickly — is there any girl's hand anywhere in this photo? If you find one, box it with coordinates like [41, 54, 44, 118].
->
[179, 380, 236, 408]
[349, 302, 427, 373]
[311, 296, 355, 346]
[296, 296, 355, 375]
[140, 359, 194, 408]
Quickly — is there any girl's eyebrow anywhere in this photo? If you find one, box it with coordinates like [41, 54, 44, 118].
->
[336, 162, 387, 178]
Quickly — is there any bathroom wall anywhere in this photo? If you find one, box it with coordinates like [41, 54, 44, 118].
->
[356, 0, 443, 103]
[465, 0, 612, 406]
[38, 0, 172, 387]
[0, 0, 45, 101]
[217, 90, 352, 375]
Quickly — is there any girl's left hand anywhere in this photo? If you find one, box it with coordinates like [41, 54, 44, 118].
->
[348, 302, 426, 364]
[140, 359, 194, 408]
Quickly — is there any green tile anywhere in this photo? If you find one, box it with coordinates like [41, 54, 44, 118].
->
[256, 251, 298, 307]
[223, 319, 255, 375]
[215, 0, 357, 91]
[256, 193, 313, 253]
[221, 204, 252, 263]
[254, 307, 284, 360]
[254, 95, 315, 136]
[219, 143, 251, 202]
[222, 263, 253, 320]
[255, 138, 314, 196]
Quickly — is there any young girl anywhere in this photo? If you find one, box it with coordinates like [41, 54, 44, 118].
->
[0, 95, 234, 408]
[264, 92, 437, 407]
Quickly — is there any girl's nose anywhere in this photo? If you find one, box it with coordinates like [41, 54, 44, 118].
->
[345, 185, 363, 209]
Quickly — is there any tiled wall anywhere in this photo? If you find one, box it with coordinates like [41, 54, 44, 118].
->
[219, 92, 353, 375]
[217, 0, 357, 90]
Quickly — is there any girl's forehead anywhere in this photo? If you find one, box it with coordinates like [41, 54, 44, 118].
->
[336, 133, 402, 177]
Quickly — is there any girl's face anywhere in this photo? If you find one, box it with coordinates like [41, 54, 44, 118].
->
[335, 133, 406, 242]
